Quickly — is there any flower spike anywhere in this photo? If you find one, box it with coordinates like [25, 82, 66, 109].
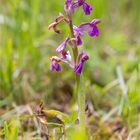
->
[49, 1, 100, 76]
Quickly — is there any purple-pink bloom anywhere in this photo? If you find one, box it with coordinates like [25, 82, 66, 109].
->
[74, 61, 83, 75]
[66, 0, 72, 6]
[88, 19, 100, 37]
[80, 51, 89, 62]
[73, 25, 85, 45]
[61, 50, 68, 59]
[76, 36, 82, 45]
[79, 19, 101, 37]
[73, 0, 93, 15]
[74, 52, 89, 75]
[73, 25, 85, 36]
[50, 61, 61, 72]
[61, 50, 74, 69]
[88, 26, 99, 37]
[56, 37, 69, 53]
[50, 56, 62, 72]
[64, 0, 74, 16]
[82, 2, 93, 15]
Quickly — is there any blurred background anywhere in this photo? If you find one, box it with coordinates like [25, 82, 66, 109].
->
[0, 0, 140, 139]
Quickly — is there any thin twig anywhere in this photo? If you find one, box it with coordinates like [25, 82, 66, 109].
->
[26, 105, 41, 135]
[116, 65, 128, 98]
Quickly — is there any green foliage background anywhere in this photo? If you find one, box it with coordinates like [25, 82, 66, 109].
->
[0, 0, 140, 139]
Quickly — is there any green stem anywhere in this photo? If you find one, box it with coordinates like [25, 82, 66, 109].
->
[76, 75, 85, 129]
[69, 16, 85, 130]
[69, 19, 78, 67]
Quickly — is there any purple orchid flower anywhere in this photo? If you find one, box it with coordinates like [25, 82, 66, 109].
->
[56, 37, 70, 53]
[62, 50, 74, 68]
[50, 61, 61, 72]
[88, 19, 101, 37]
[66, 0, 72, 7]
[74, 51, 89, 75]
[73, 25, 85, 45]
[50, 56, 62, 72]
[76, 36, 82, 46]
[50, 53, 74, 72]
[61, 50, 68, 59]
[63, 51, 74, 68]
[73, 0, 93, 15]
[64, 0, 74, 16]
[79, 19, 101, 37]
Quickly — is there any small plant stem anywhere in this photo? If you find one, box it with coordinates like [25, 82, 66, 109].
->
[77, 76, 85, 128]
[69, 16, 85, 130]
[69, 18, 78, 67]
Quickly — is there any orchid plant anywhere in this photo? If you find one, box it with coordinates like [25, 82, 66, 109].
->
[49, 0, 100, 129]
